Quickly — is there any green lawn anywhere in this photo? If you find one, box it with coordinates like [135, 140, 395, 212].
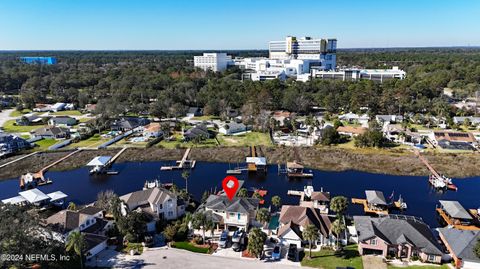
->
[171, 241, 210, 254]
[301, 244, 363, 269]
[34, 139, 58, 151]
[2, 120, 42, 133]
[158, 133, 218, 149]
[387, 265, 450, 269]
[9, 109, 32, 117]
[66, 134, 107, 149]
[50, 110, 83, 116]
[217, 131, 272, 147]
[191, 115, 221, 121]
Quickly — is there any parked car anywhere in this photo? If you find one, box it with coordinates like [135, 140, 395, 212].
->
[232, 242, 242, 252]
[287, 244, 297, 261]
[232, 229, 244, 243]
[219, 231, 229, 248]
[272, 244, 281, 260]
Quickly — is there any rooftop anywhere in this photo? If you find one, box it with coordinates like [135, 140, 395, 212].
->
[439, 200, 473, 220]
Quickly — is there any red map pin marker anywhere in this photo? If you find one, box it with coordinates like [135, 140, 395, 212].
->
[222, 175, 239, 201]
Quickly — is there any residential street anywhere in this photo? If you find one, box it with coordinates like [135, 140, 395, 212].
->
[104, 247, 307, 269]
[0, 108, 15, 129]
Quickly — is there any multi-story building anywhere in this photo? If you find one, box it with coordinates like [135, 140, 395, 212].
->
[194, 53, 233, 72]
[298, 67, 406, 83]
[269, 36, 337, 70]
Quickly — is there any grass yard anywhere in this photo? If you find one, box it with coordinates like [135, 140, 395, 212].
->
[50, 110, 83, 116]
[2, 120, 42, 133]
[33, 139, 58, 151]
[217, 131, 272, 147]
[9, 109, 32, 117]
[66, 134, 107, 149]
[191, 115, 221, 121]
[171, 241, 210, 254]
[301, 244, 363, 269]
[158, 133, 218, 149]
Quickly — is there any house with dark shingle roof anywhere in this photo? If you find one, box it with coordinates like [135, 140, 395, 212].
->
[48, 116, 77, 126]
[277, 205, 336, 248]
[120, 187, 185, 232]
[43, 206, 107, 238]
[31, 126, 69, 139]
[0, 133, 30, 157]
[111, 117, 150, 132]
[354, 215, 443, 263]
[438, 228, 480, 268]
[198, 194, 259, 231]
[183, 124, 211, 141]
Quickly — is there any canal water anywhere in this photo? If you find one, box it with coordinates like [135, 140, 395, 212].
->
[0, 161, 479, 227]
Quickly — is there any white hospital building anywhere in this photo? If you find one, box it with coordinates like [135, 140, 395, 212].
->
[193, 53, 233, 72]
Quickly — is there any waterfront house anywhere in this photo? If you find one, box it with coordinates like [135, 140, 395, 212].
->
[277, 205, 336, 248]
[48, 116, 77, 127]
[436, 200, 477, 229]
[297, 185, 330, 213]
[354, 215, 443, 263]
[272, 110, 292, 126]
[183, 124, 211, 141]
[336, 125, 367, 137]
[111, 117, 150, 132]
[198, 194, 259, 231]
[218, 122, 249, 135]
[120, 187, 185, 232]
[0, 133, 30, 157]
[51, 103, 66, 112]
[453, 116, 480, 127]
[31, 126, 69, 139]
[438, 228, 480, 268]
[428, 131, 476, 150]
[142, 122, 163, 138]
[186, 107, 203, 118]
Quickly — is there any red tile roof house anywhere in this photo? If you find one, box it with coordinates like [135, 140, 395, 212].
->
[354, 215, 444, 264]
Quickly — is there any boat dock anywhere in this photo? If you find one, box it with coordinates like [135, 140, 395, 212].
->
[87, 147, 127, 174]
[278, 161, 313, 178]
[160, 147, 196, 170]
[352, 190, 407, 215]
[436, 208, 480, 230]
[414, 150, 457, 191]
[245, 146, 267, 173]
[20, 149, 82, 188]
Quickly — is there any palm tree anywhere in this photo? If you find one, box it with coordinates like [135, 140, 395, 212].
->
[181, 171, 190, 194]
[331, 219, 346, 249]
[237, 188, 248, 198]
[303, 224, 319, 258]
[192, 212, 212, 244]
[256, 208, 270, 225]
[271, 196, 282, 211]
[330, 196, 348, 218]
[67, 202, 76, 211]
[66, 231, 86, 269]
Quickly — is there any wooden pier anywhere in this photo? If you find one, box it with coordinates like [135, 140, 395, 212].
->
[351, 198, 390, 215]
[414, 150, 457, 191]
[279, 161, 313, 178]
[160, 148, 196, 170]
[436, 208, 480, 231]
[106, 146, 127, 166]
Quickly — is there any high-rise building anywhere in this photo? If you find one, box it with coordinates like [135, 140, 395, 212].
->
[269, 36, 337, 70]
[194, 53, 233, 72]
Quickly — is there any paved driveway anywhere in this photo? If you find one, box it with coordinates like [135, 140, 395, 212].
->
[121, 247, 304, 269]
[362, 255, 387, 269]
[0, 108, 15, 128]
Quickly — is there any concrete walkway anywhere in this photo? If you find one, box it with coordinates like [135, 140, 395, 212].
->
[0, 108, 15, 128]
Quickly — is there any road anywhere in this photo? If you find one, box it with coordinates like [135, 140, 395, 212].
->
[109, 247, 306, 269]
[0, 108, 15, 129]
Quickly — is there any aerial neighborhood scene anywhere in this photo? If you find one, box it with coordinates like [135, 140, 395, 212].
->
[2, 1, 480, 269]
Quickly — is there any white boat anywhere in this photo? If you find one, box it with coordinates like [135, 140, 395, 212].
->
[429, 175, 447, 188]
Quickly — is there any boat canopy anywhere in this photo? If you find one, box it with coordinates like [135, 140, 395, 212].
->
[86, 156, 112, 167]
[47, 191, 68, 202]
[246, 157, 267, 165]
[366, 190, 388, 206]
[439, 200, 473, 220]
[1, 195, 27, 205]
[287, 161, 304, 169]
[19, 188, 50, 203]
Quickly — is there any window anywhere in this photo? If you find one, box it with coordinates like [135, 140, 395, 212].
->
[159, 204, 163, 209]
[370, 239, 377, 245]
[168, 211, 174, 217]
[428, 255, 436, 262]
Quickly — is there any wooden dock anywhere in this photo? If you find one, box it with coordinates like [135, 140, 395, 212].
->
[436, 208, 480, 230]
[106, 147, 127, 166]
[351, 198, 405, 215]
[414, 150, 457, 190]
[160, 148, 196, 170]
[34, 149, 83, 180]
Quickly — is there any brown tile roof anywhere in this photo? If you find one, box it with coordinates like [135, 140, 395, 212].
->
[144, 122, 161, 132]
[310, 192, 330, 202]
[336, 126, 367, 135]
[279, 205, 333, 237]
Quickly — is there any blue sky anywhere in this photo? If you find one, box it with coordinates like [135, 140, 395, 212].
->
[1, 0, 479, 50]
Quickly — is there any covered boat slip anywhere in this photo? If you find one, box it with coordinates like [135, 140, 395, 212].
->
[436, 200, 480, 230]
[1, 189, 68, 206]
[352, 190, 406, 215]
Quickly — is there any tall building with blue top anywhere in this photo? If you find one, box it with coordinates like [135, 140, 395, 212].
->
[20, 57, 57, 65]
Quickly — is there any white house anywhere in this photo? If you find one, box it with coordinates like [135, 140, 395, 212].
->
[120, 187, 185, 232]
[199, 194, 259, 231]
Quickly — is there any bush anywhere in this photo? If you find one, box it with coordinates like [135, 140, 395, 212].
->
[192, 235, 203, 245]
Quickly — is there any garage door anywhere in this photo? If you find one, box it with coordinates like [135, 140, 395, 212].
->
[362, 248, 383, 256]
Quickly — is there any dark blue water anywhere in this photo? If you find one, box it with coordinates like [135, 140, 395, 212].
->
[1, 161, 479, 227]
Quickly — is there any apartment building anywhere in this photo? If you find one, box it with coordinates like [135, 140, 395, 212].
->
[194, 53, 233, 72]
